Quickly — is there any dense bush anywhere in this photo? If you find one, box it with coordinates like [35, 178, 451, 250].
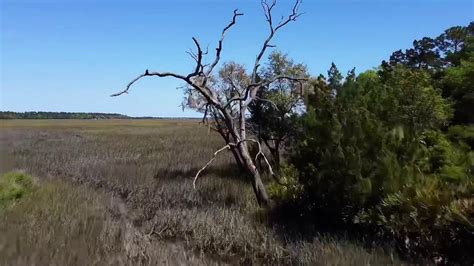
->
[447, 125, 474, 149]
[267, 25, 474, 263]
[356, 176, 473, 261]
[275, 65, 473, 262]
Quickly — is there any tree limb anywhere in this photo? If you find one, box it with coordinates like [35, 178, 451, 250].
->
[193, 144, 231, 188]
[188, 37, 204, 77]
[243, 138, 276, 176]
[206, 9, 244, 75]
[251, 0, 303, 83]
[223, 75, 306, 108]
[111, 71, 188, 97]
[237, 138, 290, 186]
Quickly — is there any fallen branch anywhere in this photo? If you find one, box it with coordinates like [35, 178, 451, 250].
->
[147, 221, 170, 238]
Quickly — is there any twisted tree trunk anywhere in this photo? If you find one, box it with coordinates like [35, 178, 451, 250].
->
[216, 127, 245, 172]
[112, 0, 303, 207]
[239, 111, 270, 206]
[238, 142, 270, 206]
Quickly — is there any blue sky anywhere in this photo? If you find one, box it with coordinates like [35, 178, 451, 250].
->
[1, 0, 472, 117]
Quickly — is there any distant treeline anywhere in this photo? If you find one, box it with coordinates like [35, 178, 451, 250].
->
[0, 111, 129, 119]
[0, 111, 201, 120]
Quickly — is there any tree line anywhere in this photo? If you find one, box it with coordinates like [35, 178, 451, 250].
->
[0, 111, 129, 119]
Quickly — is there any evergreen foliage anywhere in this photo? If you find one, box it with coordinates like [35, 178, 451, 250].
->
[269, 22, 473, 263]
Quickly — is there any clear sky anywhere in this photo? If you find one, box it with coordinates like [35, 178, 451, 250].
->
[1, 0, 472, 117]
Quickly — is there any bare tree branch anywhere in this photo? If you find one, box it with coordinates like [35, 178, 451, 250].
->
[186, 49, 198, 62]
[274, 0, 303, 32]
[223, 75, 306, 108]
[243, 138, 291, 186]
[189, 37, 204, 77]
[193, 144, 230, 188]
[111, 71, 188, 97]
[251, 0, 303, 83]
[206, 9, 244, 75]
[200, 104, 210, 124]
[243, 138, 275, 176]
[243, 75, 305, 107]
[262, 0, 277, 29]
[193, 138, 276, 188]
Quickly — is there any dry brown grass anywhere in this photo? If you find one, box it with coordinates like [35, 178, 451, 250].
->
[0, 177, 216, 265]
[0, 119, 401, 265]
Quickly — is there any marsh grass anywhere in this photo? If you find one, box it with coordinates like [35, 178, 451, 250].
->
[0, 178, 217, 265]
[0, 119, 401, 265]
[1, 180, 115, 265]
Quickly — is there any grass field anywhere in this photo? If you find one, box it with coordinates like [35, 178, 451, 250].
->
[0, 119, 401, 265]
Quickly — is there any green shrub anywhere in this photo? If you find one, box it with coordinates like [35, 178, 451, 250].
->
[447, 125, 474, 149]
[283, 66, 473, 262]
[357, 177, 473, 261]
[420, 130, 472, 178]
[268, 164, 303, 202]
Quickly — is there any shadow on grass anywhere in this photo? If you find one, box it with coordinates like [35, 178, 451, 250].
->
[153, 164, 248, 182]
[264, 200, 417, 264]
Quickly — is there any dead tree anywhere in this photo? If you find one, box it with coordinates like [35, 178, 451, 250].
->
[112, 0, 305, 207]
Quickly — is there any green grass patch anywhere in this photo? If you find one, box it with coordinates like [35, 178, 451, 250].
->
[0, 171, 35, 209]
